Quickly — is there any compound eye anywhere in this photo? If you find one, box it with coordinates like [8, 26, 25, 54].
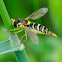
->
[15, 18, 20, 21]
[15, 18, 19, 20]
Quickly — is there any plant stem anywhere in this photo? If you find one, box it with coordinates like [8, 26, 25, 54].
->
[15, 50, 29, 62]
[0, 0, 12, 30]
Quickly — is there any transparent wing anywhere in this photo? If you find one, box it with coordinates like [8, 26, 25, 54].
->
[26, 8, 48, 20]
[25, 27, 39, 45]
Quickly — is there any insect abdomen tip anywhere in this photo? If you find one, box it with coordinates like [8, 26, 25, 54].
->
[54, 34, 57, 37]
[51, 33, 57, 37]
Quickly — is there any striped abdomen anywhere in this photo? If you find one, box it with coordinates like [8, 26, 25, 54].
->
[26, 23, 49, 33]
[26, 23, 57, 37]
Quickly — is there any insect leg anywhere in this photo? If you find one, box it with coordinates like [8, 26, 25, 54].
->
[25, 30, 27, 40]
[12, 29, 23, 33]
[18, 31, 27, 50]
[9, 27, 20, 31]
[20, 31, 27, 44]
[18, 35, 25, 50]
[20, 34, 25, 40]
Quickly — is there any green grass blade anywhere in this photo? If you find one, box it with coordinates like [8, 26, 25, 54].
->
[9, 32, 25, 51]
[0, 39, 18, 55]
[15, 50, 29, 62]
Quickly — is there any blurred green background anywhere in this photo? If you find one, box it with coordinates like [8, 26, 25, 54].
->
[0, 0, 62, 62]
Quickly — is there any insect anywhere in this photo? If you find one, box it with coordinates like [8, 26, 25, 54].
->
[10, 8, 57, 45]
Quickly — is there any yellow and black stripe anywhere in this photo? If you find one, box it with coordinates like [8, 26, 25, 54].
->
[26, 23, 50, 34]
[26, 23, 57, 37]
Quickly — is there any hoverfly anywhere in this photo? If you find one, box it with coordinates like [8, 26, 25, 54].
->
[10, 8, 57, 45]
